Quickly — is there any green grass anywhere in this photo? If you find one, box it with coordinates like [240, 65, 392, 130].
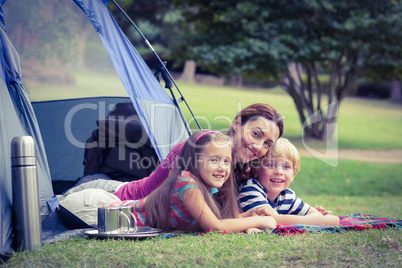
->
[3, 229, 401, 267]
[301, 195, 401, 219]
[10, 71, 400, 267]
[25, 70, 127, 101]
[294, 158, 402, 197]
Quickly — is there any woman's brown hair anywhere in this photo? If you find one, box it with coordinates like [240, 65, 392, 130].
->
[227, 103, 284, 187]
[143, 130, 239, 232]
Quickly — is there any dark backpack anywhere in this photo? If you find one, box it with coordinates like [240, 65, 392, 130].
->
[83, 102, 160, 181]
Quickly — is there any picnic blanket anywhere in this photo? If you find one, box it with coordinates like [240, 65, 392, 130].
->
[272, 213, 402, 236]
[161, 214, 402, 239]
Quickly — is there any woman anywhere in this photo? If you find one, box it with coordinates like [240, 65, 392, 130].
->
[59, 103, 284, 215]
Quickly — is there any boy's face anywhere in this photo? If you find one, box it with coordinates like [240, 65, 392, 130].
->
[257, 156, 297, 202]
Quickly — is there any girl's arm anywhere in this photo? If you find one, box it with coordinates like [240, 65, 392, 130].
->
[183, 188, 277, 232]
[257, 205, 340, 226]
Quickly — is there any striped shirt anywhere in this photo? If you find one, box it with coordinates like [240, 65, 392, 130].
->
[238, 178, 310, 215]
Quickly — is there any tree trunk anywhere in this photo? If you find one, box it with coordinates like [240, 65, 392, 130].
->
[179, 60, 197, 83]
[235, 73, 243, 87]
[228, 73, 243, 87]
[323, 101, 339, 145]
[391, 79, 402, 103]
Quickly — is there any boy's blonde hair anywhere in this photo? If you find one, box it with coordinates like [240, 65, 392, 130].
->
[266, 138, 300, 173]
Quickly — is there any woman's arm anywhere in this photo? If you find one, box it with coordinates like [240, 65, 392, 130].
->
[257, 205, 340, 226]
[183, 188, 277, 232]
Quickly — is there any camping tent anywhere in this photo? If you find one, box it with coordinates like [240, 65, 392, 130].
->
[0, 0, 191, 255]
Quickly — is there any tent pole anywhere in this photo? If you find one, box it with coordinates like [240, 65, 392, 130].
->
[154, 61, 193, 136]
[110, 0, 202, 133]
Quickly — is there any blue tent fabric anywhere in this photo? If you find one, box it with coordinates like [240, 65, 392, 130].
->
[74, 0, 189, 160]
[0, 0, 5, 31]
[0, 26, 55, 254]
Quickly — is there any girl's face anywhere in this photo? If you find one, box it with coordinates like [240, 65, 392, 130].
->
[197, 142, 232, 190]
[232, 116, 280, 164]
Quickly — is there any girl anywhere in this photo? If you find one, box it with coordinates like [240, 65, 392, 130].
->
[111, 131, 277, 232]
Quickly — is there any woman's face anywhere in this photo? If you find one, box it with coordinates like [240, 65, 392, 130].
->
[232, 116, 280, 164]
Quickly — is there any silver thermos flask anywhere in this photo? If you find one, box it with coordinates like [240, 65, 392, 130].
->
[11, 136, 42, 251]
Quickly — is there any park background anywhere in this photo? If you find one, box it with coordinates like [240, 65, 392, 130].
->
[2, 0, 402, 266]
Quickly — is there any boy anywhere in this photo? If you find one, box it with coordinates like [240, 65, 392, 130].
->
[238, 138, 340, 226]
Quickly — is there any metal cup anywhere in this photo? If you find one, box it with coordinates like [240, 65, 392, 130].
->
[98, 207, 130, 234]
[120, 206, 138, 233]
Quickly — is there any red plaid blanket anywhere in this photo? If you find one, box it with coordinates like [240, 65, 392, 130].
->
[273, 214, 402, 236]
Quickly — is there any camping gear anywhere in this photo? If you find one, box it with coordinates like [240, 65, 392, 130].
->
[11, 136, 42, 251]
[97, 207, 130, 234]
[82, 102, 160, 184]
[0, 0, 196, 255]
[84, 226, 162, 240]
[119, 206, 138, 233]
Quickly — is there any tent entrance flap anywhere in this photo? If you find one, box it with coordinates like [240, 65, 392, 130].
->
[31, 97, 162, 194]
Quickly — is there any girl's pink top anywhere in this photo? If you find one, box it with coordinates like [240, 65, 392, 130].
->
[114, 141, 185, 200]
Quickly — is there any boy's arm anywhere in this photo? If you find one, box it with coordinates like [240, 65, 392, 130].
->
[260, 205, 340, 226]
[279, 207, 340, 226]
[238, 181, 339, 225]
[238, 179, 273, 217]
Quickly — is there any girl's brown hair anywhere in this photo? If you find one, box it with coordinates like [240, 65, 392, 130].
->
[227, 103, 284, 187]
[143, 131, 239, 232]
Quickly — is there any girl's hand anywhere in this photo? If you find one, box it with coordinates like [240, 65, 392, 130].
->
[249, 206, 273, 217]
[315, 206, 333, 216]
[241, 205, 277, 218]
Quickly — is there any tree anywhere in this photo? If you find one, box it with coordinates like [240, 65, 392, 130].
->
[4, 0, 95, 85]
[173, 0, 402, 141]
[179, 60, 197, 82]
